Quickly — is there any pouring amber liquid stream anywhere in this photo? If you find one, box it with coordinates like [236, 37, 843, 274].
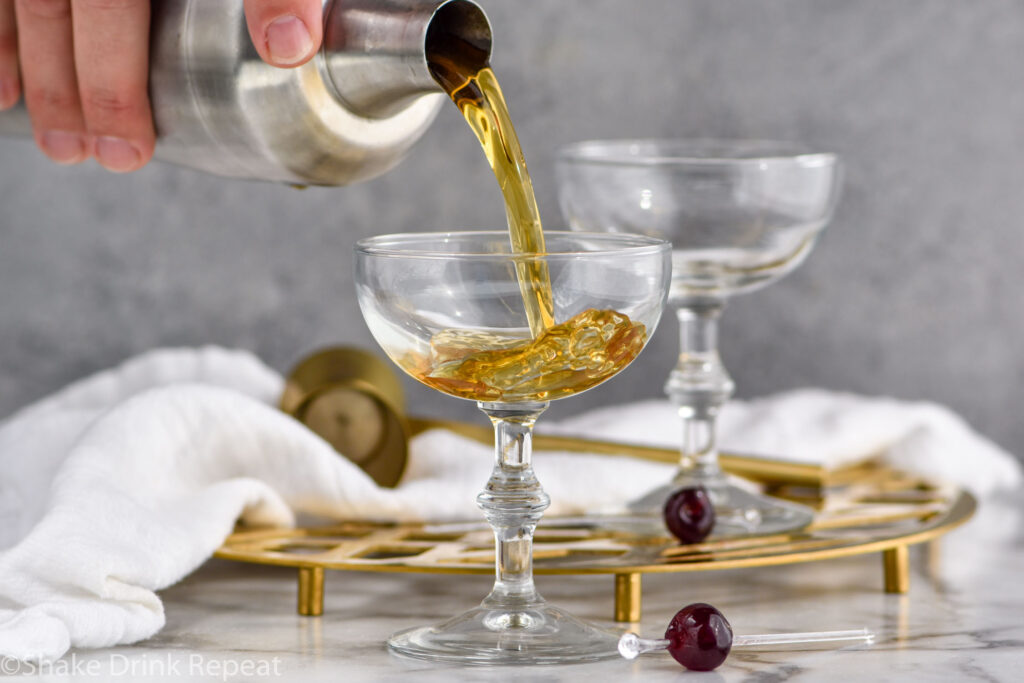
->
[403, 40, 646, 402]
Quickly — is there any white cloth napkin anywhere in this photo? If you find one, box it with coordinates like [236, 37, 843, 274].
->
[0, 347, 1019, 662]
[543, 392, 1023, 496]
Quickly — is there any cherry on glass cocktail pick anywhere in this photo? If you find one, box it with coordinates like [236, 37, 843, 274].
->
[618, 603, 875, 671]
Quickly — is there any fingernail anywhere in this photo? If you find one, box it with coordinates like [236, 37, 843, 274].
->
[266, 15, 314, 66]
[41, 130, 86, 164]
[0, 78, 19, 110]
[95, 136, 141, 172]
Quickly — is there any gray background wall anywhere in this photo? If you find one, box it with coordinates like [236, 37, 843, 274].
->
[1, 0, 1022, 459]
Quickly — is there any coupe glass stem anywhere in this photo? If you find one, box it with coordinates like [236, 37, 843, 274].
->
[665, 302, 735, 482]
[477, 401, 551, 607]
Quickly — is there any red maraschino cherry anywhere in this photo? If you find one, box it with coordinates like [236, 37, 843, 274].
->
[663, 486, 715, 544]
[664, 602, 733, 671]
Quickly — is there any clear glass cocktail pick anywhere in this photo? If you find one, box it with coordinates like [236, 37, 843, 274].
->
[619, 628, 875, 660]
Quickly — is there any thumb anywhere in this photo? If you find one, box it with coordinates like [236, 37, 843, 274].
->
[244, 0, 324, 68]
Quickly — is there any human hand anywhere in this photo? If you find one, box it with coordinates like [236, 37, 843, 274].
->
[0, 0, 324, 172]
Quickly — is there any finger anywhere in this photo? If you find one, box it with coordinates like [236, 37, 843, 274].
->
[72, 0, 153, 172]
[14, 0, 87, 163]
[0, 0, 19, 109]
[243, 0, 322, 68]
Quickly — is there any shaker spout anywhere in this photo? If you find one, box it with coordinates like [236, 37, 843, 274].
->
[321, 0, 492, 119]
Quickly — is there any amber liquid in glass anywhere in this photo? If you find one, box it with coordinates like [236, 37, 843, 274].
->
[396, 308, 643, 402]
[416, 40, 645, 401]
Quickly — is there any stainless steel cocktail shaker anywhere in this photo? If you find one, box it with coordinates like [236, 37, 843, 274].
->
[0, 0, 491, 186]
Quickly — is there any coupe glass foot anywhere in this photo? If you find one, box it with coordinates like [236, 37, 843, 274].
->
[387, 601, 622, 665]
[627, 476, 815, 537]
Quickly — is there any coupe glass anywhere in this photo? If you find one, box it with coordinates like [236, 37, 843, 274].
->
[557, 140, 841, 536]
[355, 231, 670, 664]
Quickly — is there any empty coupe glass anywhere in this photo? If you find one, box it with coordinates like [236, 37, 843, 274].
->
[355, 231, 670, 664]
[557, 140, 841, 536]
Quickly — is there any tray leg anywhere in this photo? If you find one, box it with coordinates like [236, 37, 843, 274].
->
[298, 566, 325, 616]
[926, 538, 942, 579]
[614, 573, 642, 623]
[883, 545, 910, 594]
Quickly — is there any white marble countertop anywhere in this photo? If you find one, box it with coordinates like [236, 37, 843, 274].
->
[9, 491, 1022, 682]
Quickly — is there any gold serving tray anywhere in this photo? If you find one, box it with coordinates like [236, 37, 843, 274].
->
[215, 429, 975, 622]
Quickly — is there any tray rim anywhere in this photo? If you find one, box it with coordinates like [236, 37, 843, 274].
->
[213, 489, 976, 576]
